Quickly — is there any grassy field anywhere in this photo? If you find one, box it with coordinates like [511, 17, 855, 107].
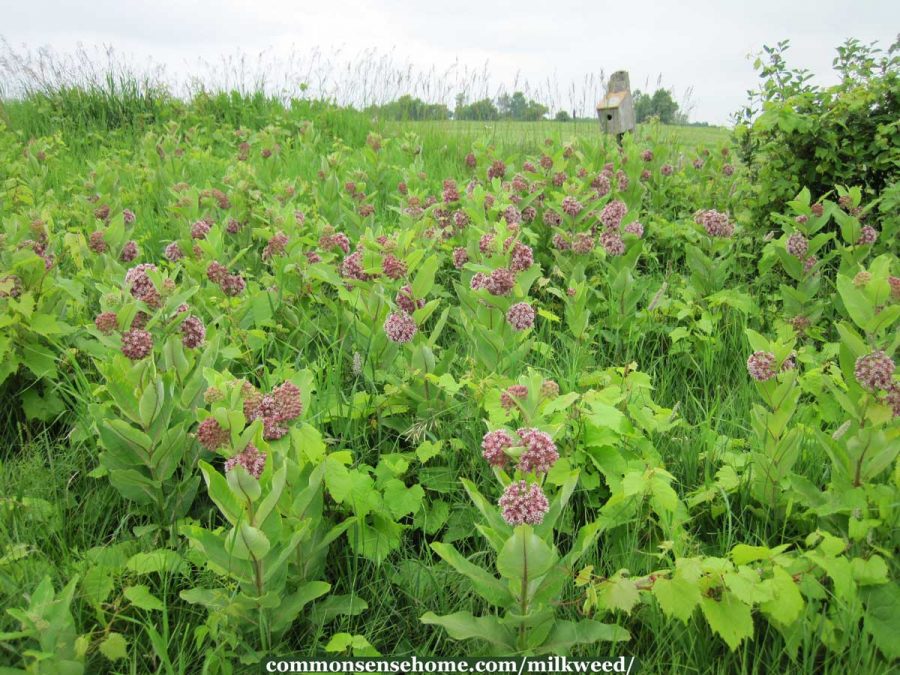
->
[385, 120, 731, 154]
[0, 86, 895, 675]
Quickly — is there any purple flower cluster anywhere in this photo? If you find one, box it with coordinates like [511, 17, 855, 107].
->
[382, 254, 407, 280]
[120, 240, 138, 262]
[452, 247, 469, 269]
[384, 312, 417, 343]
[197, 417, 229, 451]
[180, 315, 206, 348]
[481, 430, 515, 467]
[516, 428, 559, 474]
[396, 285, 425, 314]
[746, 351, 777, 382]
[125, 264, 161, 307]
[506, 302, 535, 331]
[561, 196, 583, 217]
[600, 200, 627, 229]
[485, 268, 516, 296]
[509, 242, 533, 272]
[694, 210, 735, 238]
[499, 481, 549, 526]
[854, 351, 895, 392]
[122, 329, 153, 360]
[224, 444, 267, 479]
[164, 242, 184, 261]
[786, 233, 809, 258]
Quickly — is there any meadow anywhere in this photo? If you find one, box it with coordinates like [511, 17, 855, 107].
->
[0, 44, 897, 675]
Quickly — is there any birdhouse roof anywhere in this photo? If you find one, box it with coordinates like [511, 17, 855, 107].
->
[596, 91, 627, 110]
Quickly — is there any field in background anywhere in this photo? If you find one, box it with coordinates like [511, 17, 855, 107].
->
[391, 120, 731, 153]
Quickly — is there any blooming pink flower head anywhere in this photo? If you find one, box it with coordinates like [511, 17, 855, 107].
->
[723, 164, 735, 176]
[120, 240, 138, 262]
[130, 311, 149, 330]
[856, 225, 878, 245]
[306, 250, 322, 264]
[641, 149, 653, 162]
[453, 210, 470, 229]
[802, 255, 818, 274]
[94, 311, 117, 334]
[452, 247, 469, 269]
[487, 160, 506, 180]
[889, 276, 900, 300]
[522, 206, 537, 223]
[482, 430, 514, 468]
[661, 164, 674, 176]
[384, 312, 417, 343]
[838, 195, 853, 210]
[465, 153, 477, 169]
[197, 417, 228, 451]
[692, 158, 704, 169]
[624, 221, 644, 238]
[382, 254, 407, 280]
[523, 161, 537, 173]
[561, 196, 583, 217]
[600, 230, 625, 256]
[470, 273, 489, 291]
[479, 233, 496, 256]
[552, 234, 571, 251]
[516, 428, 559, 474]
[207, 261, 228, 284]
[543, 209, 562, 227]
[501, 384, 528, 410]
[509, 242, 534, 272]
[640, 169, 651, 181]
[442, 179, 460, 203]
[125, 264, 160, 306]
[499, 480, 550, 526]
[224, 444, 267, 479]
[540, 154, 553, 170]
[506, 302, 535, 331]
[164, 242, 184, 261]
[854, 351, 895, 392]
[600, 200, 628, 230]
[811, 203, 824, 217]
[341, 251, 372, 281]
[695, 210, 734, 238]
[747, 351, 777, 382]
[617, 171, 629, 191]
[552, 171, 567, 187]
[220, 273, 246, 297]
[572, 233, 595, 255]
[503, 205, 522, 225]
[273, 381, 303, 421]
[885, 384, 900, 418]
[123, 209, 136, 224]
[786, 233, 809, 258]
[180, 315, 206, 348]
[486, 268, 516, 296]
[122, 329, 153, 360]
[396, 284, 425, 314]
[591, 173, 611, 197]
[88, 231, 108, 254]
[191, 220, 211, 240]
[263, 232, 289, 260]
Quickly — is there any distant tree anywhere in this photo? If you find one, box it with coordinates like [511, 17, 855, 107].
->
[633, 88, 681, 124]
[555, 110, 571, 122]
[497, 91, 549, 121]
[455, 97, 500, 121]
[368, 95, 450, 121]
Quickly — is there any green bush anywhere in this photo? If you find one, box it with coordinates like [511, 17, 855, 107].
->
[734, 38, 900, 222]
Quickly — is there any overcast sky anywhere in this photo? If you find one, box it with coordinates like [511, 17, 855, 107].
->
[2, 0, 898, 124]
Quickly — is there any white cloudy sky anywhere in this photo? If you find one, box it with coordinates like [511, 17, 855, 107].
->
[2, 0, 898, 124]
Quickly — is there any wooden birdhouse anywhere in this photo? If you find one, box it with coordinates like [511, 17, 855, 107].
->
[596, 71, 635, 139]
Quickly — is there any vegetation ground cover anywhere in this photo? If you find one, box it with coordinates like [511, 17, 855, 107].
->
[0, 39, 897, 675]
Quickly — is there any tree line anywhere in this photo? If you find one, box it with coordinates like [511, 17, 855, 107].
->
[366, 88, 686, 123]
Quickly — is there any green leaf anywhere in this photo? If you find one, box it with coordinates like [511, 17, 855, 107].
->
[700, 590, 754, 651]
[538, 619, 630, 653]
[225, 522, 271, 560]
[496, 525, 557, 582]
[382, 479, 425, 519]
[431, 542, 514, 607]
[420, 612, 515, 650]
[595, 574, 641, 614]
[124, 585, 164, 611]
[126, 550, 187, 576]
[652, 574, 701, 624]
[759, 567, 803, 626]
[99, 632, 128, 661]
[862, 583, 900, 660]
[411, 254, 439, 299]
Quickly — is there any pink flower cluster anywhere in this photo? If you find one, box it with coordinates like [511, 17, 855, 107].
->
[197, 417, 229, 450]
[122, 329, 153, 360]
[125, 264, 161, 307]
[516, 428, 559, 474]
[396, 285, 425, 314]
[746, 351, 777, 382]
[854, 351, 895, 392]
[506, 302, 535, 331]
[384, 312, 417, 343]
[243, 380, 304, 441]
[694, 210, 735, 238]
[224, 444, 267, 479]
[180, 315, 206, 348]
[499, 481, 549, 526]
[786, 233, 808, 258]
